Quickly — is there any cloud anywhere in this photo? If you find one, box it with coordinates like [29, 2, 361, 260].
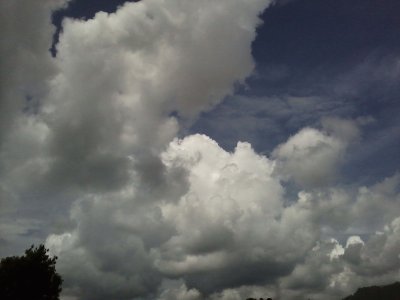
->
[272, 118, 360, 188]
[46, 134, 318, 298]
[2, 0, 400, 299]
[1, 0, 271, 254]
[41, 0, 271, 192]
[0, 0, 71, 257]
[279, 216, 400, 300]
[271, 173, 400, 299]
[157, 280, 202, 300]
[188, 94, 357, 154]
[49, 131, 400, 300]
[154, 135, 317, 292]
[0, 0, 68, 145]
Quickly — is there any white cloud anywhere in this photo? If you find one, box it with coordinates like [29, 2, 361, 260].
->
[271, 118, 364, 188]
[40, 0, 272, 193]
[2, 0, 400, 300]
[1, 0, 272, 255]
[279, 217, 400, 300]
[46, 134, 317, 297]
[272, 127, 346, 188]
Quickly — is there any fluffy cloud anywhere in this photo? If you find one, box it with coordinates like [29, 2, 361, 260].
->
[2, 0, 400, 300]
[46, 134, 317, 298]
[47, 131, 400, 299]
[272, 118, 361, 188]
[1, 0, 272, 255]
[273, 173, 400, 299]
[155, 136, 316, 292]
[42, 0, 272, 192]
[279, 216, 400, 300]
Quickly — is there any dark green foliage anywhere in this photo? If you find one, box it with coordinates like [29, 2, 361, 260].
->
[342, 282, 400, 300]
[0, 244, 63, 300]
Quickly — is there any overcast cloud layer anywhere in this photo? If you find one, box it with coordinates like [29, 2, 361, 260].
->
[1, 1, 400, 300]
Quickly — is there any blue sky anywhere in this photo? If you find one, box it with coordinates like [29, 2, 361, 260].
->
[1, 1, 400, 299]
[192, 0, 400, 185]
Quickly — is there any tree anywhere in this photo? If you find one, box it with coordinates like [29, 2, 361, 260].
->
[342, 282, 400, 300]
[0, 244, 63, 300]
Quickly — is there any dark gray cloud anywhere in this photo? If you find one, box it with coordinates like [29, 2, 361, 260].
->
[0, 0, 67, 145]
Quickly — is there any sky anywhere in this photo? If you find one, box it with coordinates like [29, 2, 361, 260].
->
[1, 0, 400, 299]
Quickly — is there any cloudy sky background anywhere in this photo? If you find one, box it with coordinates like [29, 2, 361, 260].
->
[1, 0, 400, 299]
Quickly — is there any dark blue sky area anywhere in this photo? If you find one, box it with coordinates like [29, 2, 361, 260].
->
[53, 0, 133, 23]
[256, 0, 400, 70]
[249, 0, 400, 98]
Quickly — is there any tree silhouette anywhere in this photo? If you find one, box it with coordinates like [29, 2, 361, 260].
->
[342, 282, 400, 300]
[0, 244, 62, 300]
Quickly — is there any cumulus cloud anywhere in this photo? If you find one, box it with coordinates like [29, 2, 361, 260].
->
[271, 173, 400, 299]
[279, 216, 400, 300]
[1, 0, 271, 253]
[1, 0, 400, 300]
[46, 134, 317, 298]
[155, 136, 316, 292]
[273, 129, 340, 188]
[41, 0, 272, 192]
[46, 130, 400, 299]
[271, 117, 368, 189]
